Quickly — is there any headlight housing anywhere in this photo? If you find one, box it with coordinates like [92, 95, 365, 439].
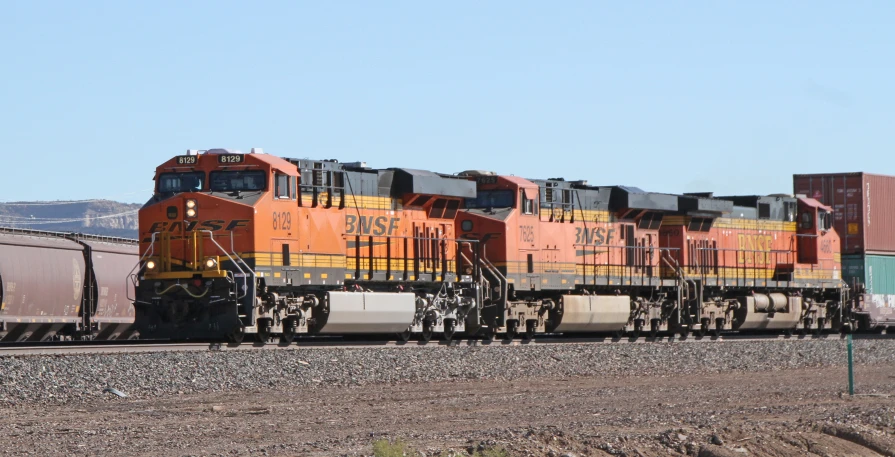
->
[204, 257, 218, 270]
[145, 259, 158, 271]
[185, 199, 198, 218]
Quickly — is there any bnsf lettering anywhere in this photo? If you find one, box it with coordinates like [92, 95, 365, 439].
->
[737, 234, 773, 264]
[147, 219, 247, 233]
[574, 227, 616, 246]
[345, 215, 401, 236]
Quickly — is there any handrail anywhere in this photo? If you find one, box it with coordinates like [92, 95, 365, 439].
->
[477, 247, 507, 307]
[200, 230, 255, 278]
[127, 232, 159, 302]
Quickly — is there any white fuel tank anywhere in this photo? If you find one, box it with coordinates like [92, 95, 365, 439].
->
[553, 295, 631, 333]
[317, 291, 416, 334]
[735, 294, 801, 330]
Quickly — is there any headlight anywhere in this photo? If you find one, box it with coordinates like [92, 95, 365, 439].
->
[185, 199, 198, 218]
[205, 257, 218, 269]
[145, 260, 157, 271]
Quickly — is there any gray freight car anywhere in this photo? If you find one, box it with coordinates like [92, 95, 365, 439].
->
[0, 228, 138, 341]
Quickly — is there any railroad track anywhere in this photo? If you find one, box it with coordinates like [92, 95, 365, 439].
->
[0, 332, 891, 356]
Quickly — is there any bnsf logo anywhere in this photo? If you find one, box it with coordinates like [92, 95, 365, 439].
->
[147, 220, 250, 233]
[345, 215, 401, 236]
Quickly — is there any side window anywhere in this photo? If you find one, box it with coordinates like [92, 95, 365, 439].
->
[275, 173, 290, 199]
[521, 189, 534, 215]
[758, 203, 771, 219]
[801, 212, 813, 229]
[818, 211, 832, 231]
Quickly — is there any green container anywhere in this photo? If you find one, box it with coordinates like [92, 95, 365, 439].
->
[841, 254, 895, 295]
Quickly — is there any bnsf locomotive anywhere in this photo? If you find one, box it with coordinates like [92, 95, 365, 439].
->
[133, 149, 482, 343]
[456, 174, 845, 340]
[133, 148, 854, 343]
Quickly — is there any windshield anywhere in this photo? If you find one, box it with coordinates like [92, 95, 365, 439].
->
[157, 172, 205, 193]
[210, 170, 266, 192]
[465, 190, 514, 209]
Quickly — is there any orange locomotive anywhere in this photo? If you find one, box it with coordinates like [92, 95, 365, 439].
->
[455, 173, 846, 340]
[661, 194, 844, 336]
[133, 149, 482, 342]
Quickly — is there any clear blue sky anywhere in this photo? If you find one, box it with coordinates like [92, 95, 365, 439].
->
[2, 1, 892, 203]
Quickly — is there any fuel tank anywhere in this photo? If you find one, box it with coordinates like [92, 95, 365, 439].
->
[315, 291, 416, 334]
[734, 294, 801, 330]
[551, 295, 630, 333]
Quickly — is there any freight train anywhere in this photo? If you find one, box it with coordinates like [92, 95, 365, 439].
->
[0, 228, 138, 341]
[131, 148, 888, 343]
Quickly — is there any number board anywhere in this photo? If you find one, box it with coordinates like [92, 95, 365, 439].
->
[476, 176, 498, 184]
[175, 155, 198, 165]
[218, 154, 245, 164]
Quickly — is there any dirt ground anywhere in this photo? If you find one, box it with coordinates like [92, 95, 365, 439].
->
[1, 365, 894, 457]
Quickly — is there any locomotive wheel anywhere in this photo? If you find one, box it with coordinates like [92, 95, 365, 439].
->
[504, 321, 518, 342]
[227, 328, 245, 345]
[801, 318, 813, 336]
[612, 329, 624, 339]
[442, 319, 456, 342]
[523, 320, 536, 341]
[696, 318, 709, 337]
[480, 326, 494, 343]
[280, 328, 296, 344]
[256, 328, 271, 344]
[713, 318, 724, 337]
[815, 318, 825, 336]
[649, 319, 660, 338]
[397, 328, 412, 343]
[631, 320, 643, 340]
[420, 321, 434, 343]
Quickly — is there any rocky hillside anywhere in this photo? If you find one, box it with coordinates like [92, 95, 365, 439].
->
[0, 200, 141, 239]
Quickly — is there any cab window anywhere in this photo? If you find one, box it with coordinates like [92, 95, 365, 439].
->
[521, 189, 535, 215]
[800, 212, 813, 229]
[275, 173, 292, 199]
[465, 190, 514, 209]
[210, 170, 266, 192]
[158, 172, 205, 193]
[818, 210, 832, 231]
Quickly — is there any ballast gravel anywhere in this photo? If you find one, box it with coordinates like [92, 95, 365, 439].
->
[0, 338, 892, 406]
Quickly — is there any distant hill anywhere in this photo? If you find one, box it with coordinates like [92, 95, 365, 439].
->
[0, 200, 142, 239]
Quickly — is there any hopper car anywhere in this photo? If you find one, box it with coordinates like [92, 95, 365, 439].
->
[0, 228, 138, 341]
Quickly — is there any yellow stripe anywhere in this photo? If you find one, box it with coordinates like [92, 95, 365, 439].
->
[298, 195, 401, 210]
[665, 215, 797, 232]
[539, 208, 612, 223]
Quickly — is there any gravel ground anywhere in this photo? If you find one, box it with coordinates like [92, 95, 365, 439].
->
[0, 338, 892, 406]
[0, 339, 894, 456]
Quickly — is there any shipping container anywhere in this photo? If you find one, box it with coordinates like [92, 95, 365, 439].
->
[793, 172, 895, 255]
[841, 254, 895, 295]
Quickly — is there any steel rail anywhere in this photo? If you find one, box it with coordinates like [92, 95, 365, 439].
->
[0, 333, 891, 357]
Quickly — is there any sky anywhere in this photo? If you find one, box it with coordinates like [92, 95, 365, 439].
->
[1, 1, 893, 204]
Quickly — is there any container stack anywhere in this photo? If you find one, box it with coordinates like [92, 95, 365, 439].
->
[793, 172, 895, 328]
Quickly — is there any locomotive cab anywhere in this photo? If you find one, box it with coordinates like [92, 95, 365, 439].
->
[795, 197, 836, 265]
[134, 148, 291, 340]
